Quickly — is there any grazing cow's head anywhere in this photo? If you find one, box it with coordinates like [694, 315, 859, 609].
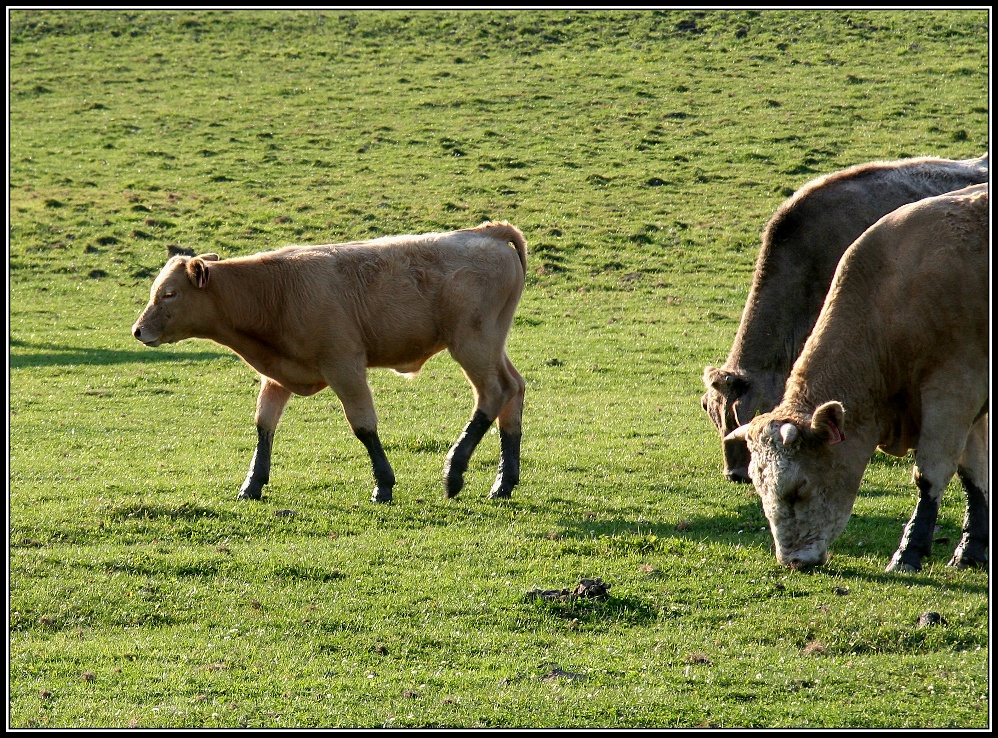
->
[701, 366, 784, 483]
[132, 253, 218, 346]
[727, 401, 865, 570]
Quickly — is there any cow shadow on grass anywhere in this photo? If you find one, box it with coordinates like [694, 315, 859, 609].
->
[524, 483, 986, 593]
[112, 500, 232, 522]
[9, 338, 231, 368]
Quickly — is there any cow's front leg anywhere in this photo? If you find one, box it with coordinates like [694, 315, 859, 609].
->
[239, 377, 292, 500]
[886, 472, 940, 573]
[327, 367, 395, 503]
[949, 417, 989, 569]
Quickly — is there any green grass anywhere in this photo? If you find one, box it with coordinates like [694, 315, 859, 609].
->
[8, 9, 990, 728]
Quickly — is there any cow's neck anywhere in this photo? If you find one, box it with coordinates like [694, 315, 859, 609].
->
[780, 293, 887, 439]
[727, 263, 829, 376]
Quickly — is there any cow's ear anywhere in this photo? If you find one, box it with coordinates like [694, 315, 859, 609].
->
[200, 253, 220, 262]
[811, 401, 845, 445]
[186, 257, 211, 289]
[704, 366, 748, 396]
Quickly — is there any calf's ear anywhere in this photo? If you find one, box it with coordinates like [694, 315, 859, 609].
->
[186, 256, 211, 289]
[811, 401, 845, 445]
[200, 253, 219, 262]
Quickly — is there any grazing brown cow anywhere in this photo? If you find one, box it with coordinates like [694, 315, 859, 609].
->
[133, 222, 528, 504]
[727, 184, 988, 573]
[703, 154, 989, 483]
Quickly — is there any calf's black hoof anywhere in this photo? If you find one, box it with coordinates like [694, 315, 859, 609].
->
[444, 474, 464, 499]
[488, 478, 513, 499]
[238, 484, 263, 501]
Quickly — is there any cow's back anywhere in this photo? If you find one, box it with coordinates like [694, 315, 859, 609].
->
[796, 183, 988, 453]
[862, 183, 988, 368]
[735, 156, 989, 370]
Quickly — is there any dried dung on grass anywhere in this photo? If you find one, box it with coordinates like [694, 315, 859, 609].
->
[525, 577, 611, 603]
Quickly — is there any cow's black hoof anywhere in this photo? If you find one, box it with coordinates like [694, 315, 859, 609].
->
[886, 551, 922, 573]
[370, 486, 393, 504]
[948, 544, 987, 570]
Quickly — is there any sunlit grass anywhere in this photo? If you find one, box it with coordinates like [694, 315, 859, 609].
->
[8, 8, 989, 728]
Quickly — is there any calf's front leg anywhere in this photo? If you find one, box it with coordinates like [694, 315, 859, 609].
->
[326, 367, 395, 503]
[239, 377, 293, 500]
[355, 428, 396, 503]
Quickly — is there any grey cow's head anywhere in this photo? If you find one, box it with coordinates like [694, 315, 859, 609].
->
[132, 253, 219, 346]
[728, 401, 867, 570]
[701, 366, 785, 483]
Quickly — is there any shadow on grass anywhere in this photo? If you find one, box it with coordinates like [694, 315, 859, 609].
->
[112, 501, 232, 522]
[9, 338, 231, 368]
[527, 484, 986, 591]
[525, 590, 662, 627]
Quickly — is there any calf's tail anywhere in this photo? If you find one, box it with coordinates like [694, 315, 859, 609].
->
[474, 221, 528, 275]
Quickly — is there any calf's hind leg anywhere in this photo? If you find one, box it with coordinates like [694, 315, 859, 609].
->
[489, 354, 525, 500]
[239, 376, 293, 500]
[444, 349, 522, 499]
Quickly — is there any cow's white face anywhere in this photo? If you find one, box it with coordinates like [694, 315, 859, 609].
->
[132, 254, 216, 346]
[735, 402, 865, 569]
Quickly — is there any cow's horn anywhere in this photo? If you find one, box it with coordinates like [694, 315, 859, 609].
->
[779, 423, 798, 445]
[724, 424, 750, 442]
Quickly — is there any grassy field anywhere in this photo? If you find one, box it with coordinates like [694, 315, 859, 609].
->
[8, 9, 990, 728]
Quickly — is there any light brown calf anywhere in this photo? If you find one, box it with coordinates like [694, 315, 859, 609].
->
[133, 221, 528, 504]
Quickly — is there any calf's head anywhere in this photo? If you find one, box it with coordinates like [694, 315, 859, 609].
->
[728, 400, 864, 569]
[132, 254, 218, 346]
[702, 366, 784, 483]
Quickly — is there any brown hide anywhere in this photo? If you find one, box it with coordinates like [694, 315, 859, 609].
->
[133, 221, 529, 503]
[739, 183, 989, 570]
[133, 221, 527, 396]
[703, 154, 989, 482]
